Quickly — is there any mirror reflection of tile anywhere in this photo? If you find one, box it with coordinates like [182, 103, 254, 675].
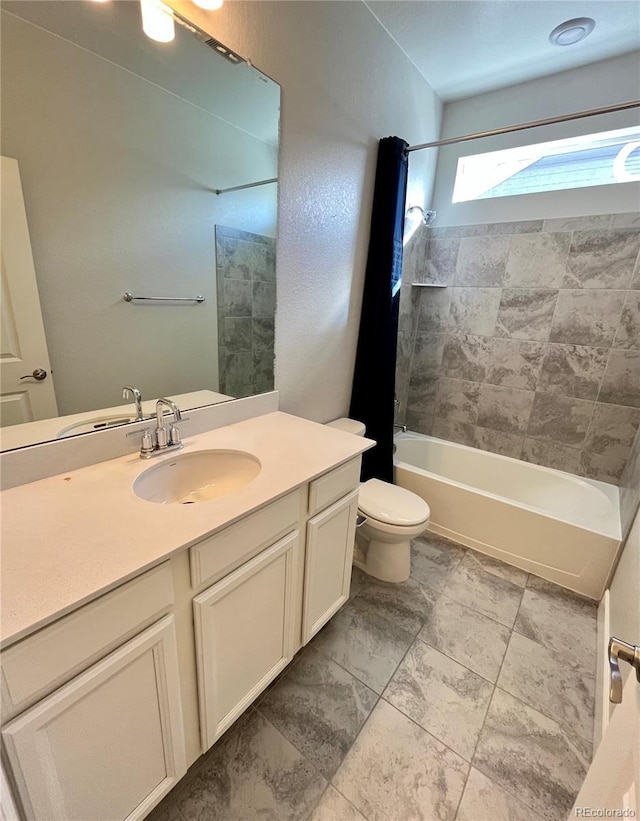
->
[216, 225, 276, 398]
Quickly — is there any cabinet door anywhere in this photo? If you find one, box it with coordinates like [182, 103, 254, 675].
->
[302, 489, 359, 644]
[2, 616, 186, 821]
[193, 530, 300, 751]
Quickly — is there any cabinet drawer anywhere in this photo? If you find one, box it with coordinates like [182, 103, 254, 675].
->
[1, 563, 174, 720]
[189, 489, 302, 590]
[308, 458, 361, 516]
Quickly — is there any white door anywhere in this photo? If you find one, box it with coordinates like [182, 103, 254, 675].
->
[302, 490, 358, 644]
[0, 157, 57, 427]
[573, 666, 639, 814]
[2, 616, 186, 821]
[193, 531, 300, 752]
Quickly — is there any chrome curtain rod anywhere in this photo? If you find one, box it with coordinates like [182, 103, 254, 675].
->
[405, 100, 640, 154]
[214, 178, 278, 195]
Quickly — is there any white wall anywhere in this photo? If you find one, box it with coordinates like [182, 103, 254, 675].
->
[431, 52, 640, 226]
[1, 10, 277, 415]
[170, 0, 442, 421]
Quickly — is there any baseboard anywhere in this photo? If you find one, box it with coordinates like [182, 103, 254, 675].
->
[593, 589, 611, 752]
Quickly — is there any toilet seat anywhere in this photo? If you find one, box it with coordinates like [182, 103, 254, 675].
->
[359, 479, 430, 527]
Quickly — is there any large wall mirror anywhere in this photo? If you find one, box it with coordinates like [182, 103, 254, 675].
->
[0, 0, 280, 451]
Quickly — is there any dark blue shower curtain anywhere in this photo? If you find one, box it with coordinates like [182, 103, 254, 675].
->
[349, 136, 409, 482]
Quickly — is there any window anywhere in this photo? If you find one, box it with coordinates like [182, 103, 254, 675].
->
[452, 125, 640, 203]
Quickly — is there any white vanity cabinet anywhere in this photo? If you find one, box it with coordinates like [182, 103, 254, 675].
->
[2, 565, 186, 821]
[1, 455, 363, 820]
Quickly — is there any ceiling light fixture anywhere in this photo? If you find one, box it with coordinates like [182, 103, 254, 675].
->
[549, 17, 595, 46]
[192, 0, 224, 10]
[140, 0, 175, 43]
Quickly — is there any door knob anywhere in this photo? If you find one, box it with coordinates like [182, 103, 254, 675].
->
[20, 368, 47, 381]
[608, 637, 640, 703]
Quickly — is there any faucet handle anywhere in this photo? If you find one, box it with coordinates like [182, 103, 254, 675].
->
[140, 429, 155, 457]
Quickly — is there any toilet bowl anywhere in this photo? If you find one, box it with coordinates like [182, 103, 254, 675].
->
[326, 419, 430, 583]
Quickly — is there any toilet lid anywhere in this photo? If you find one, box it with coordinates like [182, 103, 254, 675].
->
[359, 479, 430, 526]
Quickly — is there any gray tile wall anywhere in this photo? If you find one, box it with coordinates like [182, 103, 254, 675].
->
[215, 225, 276, 398]
[396, 213, 640, 485]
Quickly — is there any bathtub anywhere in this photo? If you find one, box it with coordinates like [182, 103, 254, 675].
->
[394, 431, 621, 600]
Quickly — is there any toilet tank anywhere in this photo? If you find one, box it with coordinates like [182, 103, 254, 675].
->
[326, 418, 366, 437]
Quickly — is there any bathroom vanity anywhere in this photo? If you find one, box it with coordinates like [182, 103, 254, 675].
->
[0, 412, 372, 821]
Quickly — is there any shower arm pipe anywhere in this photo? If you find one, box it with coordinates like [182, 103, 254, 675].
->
[405, 100, 640, 154]
[214, 178, 278, 195]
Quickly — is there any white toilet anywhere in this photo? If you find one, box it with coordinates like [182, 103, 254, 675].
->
[326, 418, 431, 583]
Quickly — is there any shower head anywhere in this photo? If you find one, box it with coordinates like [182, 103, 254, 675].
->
[406, 206, 436, 226]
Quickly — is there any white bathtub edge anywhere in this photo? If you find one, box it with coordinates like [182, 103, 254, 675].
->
[428, 522, 600, 601]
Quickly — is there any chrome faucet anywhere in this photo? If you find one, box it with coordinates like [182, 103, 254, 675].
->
[122, 385, 144, 421]
[155, 398, 182, 450]
[136, 398, 184, 458]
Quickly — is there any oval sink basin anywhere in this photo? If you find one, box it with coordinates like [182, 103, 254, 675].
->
[134, 450, 261, 504]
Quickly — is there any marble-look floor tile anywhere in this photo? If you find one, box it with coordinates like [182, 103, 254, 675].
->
[333, 699, 468, 821]
[349, 565, 368, 599]
[420, 595, 511, 682]
[145, 794, 185, 821]
[444, 555, 524, 627]
[498, 632, 595, 744]
[384, 640, 494, 760]
[473, 689, 590, 821]
[175, 709, 326, 821]
[462, 549, 528, 587]
[514, 576, 597, 674]
[411, 533, 466, 598]
[354, 575, 434, 634]
[310, 787, 368, 821]
[258, 647, 377, 779]
[456, 767, 544, 821]
[312, 596, 415, 693]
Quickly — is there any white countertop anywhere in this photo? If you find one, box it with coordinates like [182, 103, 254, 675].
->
[0, 412, 373, 648]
